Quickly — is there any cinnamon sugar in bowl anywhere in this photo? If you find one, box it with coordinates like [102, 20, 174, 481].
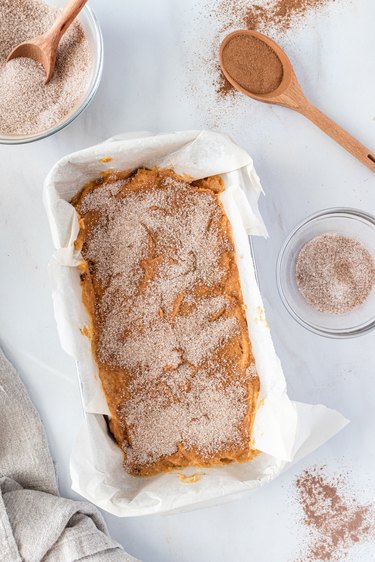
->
[277, 209, 375, 338]
[0, 0, 103, 144]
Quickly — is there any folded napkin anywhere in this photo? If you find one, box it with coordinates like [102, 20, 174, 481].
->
[0, 346, 137, 562]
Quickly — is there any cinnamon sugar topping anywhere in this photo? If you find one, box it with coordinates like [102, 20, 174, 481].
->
[74, 169, 258, 474]
[124, 370, 248, 467]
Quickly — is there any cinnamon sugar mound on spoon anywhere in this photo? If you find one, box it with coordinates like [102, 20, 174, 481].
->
[221, 34, 284, 94]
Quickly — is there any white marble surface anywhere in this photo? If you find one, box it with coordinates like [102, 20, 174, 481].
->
[1, 0, 375, 560]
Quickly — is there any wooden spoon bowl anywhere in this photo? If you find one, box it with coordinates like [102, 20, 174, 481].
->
[220, 30, 375, 173]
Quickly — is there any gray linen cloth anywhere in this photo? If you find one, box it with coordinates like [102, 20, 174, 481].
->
[0, 347, 138, 562]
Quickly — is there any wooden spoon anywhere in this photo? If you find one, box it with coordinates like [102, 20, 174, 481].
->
[219, 30, 375, 173]
[7, 0, 88, 84]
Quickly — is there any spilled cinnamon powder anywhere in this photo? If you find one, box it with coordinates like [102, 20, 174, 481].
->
[295, 467, 374, 561]
[245, 0, 337, 33]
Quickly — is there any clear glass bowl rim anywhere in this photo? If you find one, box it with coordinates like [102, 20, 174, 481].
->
[0, 4, 103, 145]
[276, 207, 375, 339]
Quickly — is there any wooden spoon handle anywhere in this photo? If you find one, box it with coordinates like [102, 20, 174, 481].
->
[299, 102, 375, 173]
[49, 0, 88, 41]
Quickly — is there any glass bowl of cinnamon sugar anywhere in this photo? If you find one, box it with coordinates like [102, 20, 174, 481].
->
[277, 208, 375, 338]
[0, 0, 103, 144]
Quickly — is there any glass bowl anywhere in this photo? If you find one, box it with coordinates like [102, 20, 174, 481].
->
[277, 208, 375, 338]
[0, 2, 103, 145]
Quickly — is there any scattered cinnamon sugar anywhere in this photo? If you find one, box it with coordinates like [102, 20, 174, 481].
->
[295, 467, 374, 561]
[217, 62, 236, 96]
[245, 0, 336, 33]
[221, 34, 283, 94]
[295, 233, 375, 314]
[215, 0, 337, 35]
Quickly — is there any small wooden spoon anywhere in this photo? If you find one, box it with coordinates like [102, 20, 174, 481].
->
[219, 30, 375, 173]
[7, 0, 88, 84]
